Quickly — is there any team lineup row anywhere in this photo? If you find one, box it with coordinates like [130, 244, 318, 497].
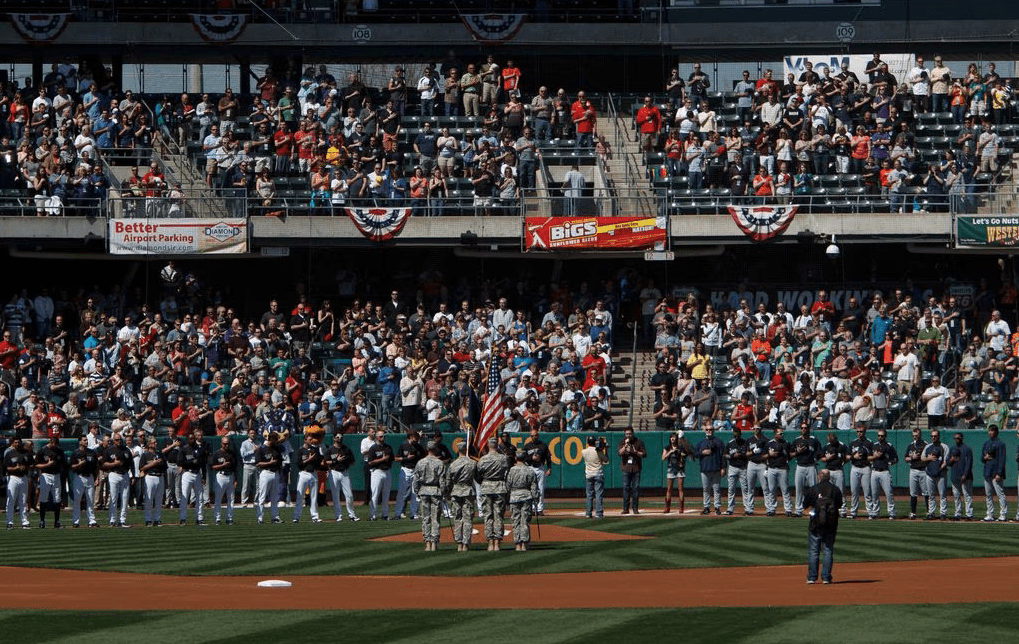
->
[5, 423, 1016, 533]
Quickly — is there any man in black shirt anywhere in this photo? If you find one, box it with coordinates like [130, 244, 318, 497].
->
[782, 99, 805, 135]
[293, 433, 322, 524]
[211, 436, 238, 525]
[804, 469, 843, 584]
[325, 433, 359, 522]
[394, 431, 426, 520]
[35, 434, 66, 528]
[69, 435, 98, 527]
[255, 431, 283, 524]
[649, 362, 676, 406]
[178, 429, 208, 526]
[139, 437, 168, 526]
[522, 427, 551, 515]
[618, 427, 647, 514]
[367, 430, 394, 521]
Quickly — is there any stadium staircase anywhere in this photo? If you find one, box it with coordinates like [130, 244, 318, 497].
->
[602, 96, 658, 219]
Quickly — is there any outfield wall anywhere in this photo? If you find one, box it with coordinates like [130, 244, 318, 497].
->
[44, 430, 1017, 493]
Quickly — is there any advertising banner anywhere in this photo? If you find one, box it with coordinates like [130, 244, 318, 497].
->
[524, 216, 667, 251]
[109, 218, 248, 255]
[956, 215, 1019, 248]
[783, 53, 914, 87]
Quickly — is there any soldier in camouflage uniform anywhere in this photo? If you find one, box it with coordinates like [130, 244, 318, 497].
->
[447, 443, 479, 552]
[477, 437, 510, 551]
[413, 442, 449, 551]
[507, 450, 540, 551]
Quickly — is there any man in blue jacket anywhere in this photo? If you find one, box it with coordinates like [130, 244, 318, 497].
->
[981, 425, 1007, 522]
[948, 432, 974, 521]
[695, 420, 726, 515]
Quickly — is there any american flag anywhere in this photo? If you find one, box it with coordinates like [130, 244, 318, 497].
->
[474, 354, 504, 450]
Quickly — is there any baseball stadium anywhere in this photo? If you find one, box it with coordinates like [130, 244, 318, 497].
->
[2, 1, 1019, 642]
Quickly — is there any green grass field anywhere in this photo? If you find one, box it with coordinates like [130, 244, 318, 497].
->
[3, 606, 1019, 644]
[5, 499, 1019, 643]
[3, 503, 1018, 577]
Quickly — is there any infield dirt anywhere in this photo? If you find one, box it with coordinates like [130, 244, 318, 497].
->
[1, 556, 1014, 610]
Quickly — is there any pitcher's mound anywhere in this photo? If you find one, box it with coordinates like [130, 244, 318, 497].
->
[372, 525, 651, 543]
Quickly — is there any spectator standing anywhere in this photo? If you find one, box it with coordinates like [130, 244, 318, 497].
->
[618, 426, 646, 514]
[582, 436, 608, 519]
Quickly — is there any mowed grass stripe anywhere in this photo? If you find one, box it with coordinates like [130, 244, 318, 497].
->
[6, 514, 1019, 577]
[7, 607, 1019, 644]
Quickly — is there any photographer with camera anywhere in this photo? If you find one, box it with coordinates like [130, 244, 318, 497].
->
[582, 436, 609, 518]
[618, 427, 647, 514]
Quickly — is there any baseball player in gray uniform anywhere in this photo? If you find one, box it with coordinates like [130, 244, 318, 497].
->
[869, 429, 898, 519]
[68, 436, 98, 528]
[254, 431, 283, 524]
[324, 434, 359, 522]
[724, 427, 750, 515]
[101, 432, 134, 527]
[791, 422, 822, 517]
[5, 437, 31, 529]
[847, 423, 873, 519]
[239, 428, 259, 507]
[980, 425, 1007, 522]
[922, 429, 949, 519]
[819, 432, 848, 516]
[745, 426, 770, 515]
[34, 434, 66, 529]
[211, 436, 238, 525]
[293, 433, 322, 524]
[764, 428, 792, 516]
[413, 441, 450, 551]
[138, 438, 168, 527]
[477, 438, 510, 551]
[948, 432, 975, 520]
[506, 450, 539, 551]
[447, 443, 478, 552]
[903, 427, 928, 519]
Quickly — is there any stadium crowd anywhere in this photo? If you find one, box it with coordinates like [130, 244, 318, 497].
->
[3, 54, 1014, 217]
[2, 263, 1019, 528]
[640, 55, 1015, 212]
[0, 55, 601, 217]
[0, 263, 632, 528]
[643, 281, 1019, 435]
[0, 263, 631, 443]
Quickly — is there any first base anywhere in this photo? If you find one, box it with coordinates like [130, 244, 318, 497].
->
[257, 580, 293, 588]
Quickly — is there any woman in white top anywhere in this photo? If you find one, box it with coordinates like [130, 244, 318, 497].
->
[700, 313, 722, 356]
[833, 390, 854, 429]
[853, 393, 874, 427]
[774, 160, 792, 204]
[775, 128, 793, 163]
[436, 127, 458, 178]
